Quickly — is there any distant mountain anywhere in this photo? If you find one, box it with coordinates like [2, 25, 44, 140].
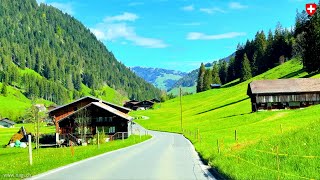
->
[131, 67, 188, 91]
[168, 53, 235, 95]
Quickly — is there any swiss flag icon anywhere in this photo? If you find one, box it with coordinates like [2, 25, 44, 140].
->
[306, 3, 317, 16]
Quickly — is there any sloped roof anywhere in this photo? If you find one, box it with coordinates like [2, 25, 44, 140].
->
[248, 78, 320, 94]
[49, 96, 130, 113]
[92, 102, 133, 121]
[57, 102, 133, 122]
[0, 118, 16, 125]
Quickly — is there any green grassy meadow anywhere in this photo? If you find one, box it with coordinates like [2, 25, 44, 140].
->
[0, 134, 151, 179]
[133, 59, 320, 179]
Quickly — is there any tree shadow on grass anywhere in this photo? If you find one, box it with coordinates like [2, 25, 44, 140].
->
[280, 69, 306, 79]
[196, 97, 250, 115]
[302, 71, 319, 78]
[222, 79, 241, 88]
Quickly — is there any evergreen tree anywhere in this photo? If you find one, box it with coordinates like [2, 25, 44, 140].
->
[218, 60, 228, 84]
[196, 63, 206, 93]
[203, 69, 213, 91]
[254, 31, 267, 74]
[227, 57, 236, 82]
[240, 54, 252, 82]
[212, 63, 221, 84]
[1, 83, 8, 96]
[300, 2, 320, 72]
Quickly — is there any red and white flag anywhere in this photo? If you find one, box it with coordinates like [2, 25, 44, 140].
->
[306, 3, 317, 16]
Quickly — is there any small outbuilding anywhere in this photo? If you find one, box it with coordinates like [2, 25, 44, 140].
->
[247, 78, 320, 112]
[0, 118, 16, 128]
[210, 84, 221, 89]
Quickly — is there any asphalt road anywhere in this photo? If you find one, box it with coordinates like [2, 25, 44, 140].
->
[29, 125, 214, 180]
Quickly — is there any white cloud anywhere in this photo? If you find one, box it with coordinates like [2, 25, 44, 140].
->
[182, 5, 194, 11]
[187, 32, 246, 40]
[229, 2, 248, 9]
[200, 7, 226, 14]
[90, 13, 168, 48]
[104, 12, 139, 22]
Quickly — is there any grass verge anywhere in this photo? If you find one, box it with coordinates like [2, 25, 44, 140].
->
[0, 135, 151, 179]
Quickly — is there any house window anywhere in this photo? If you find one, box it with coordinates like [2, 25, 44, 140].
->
[109, 126, 115, 133]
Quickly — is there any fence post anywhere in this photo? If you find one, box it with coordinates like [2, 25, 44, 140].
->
[277, 146, 280, 180]
[217, 139, 220, 154]
[97, 127, 100, 149]
[28, 135, 32, 165]
[197, 129, 200, 142]
[235, 130, 237, 141]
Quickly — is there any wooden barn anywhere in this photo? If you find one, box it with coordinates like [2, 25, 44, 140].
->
[48, 96, 132, 144]
[123, 100, 140, 110]
[123, 100, 156, 110]
[135, 100, 155, 110]
[247, 79, 320, 112]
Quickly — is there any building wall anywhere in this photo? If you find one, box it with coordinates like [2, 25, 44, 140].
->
[255, 93, 320, 103]
[250, 92, 320, 112]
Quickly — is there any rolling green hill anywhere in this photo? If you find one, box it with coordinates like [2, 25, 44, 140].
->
[133, 59, 320, 179]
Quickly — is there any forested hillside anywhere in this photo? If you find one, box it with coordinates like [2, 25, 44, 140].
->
[0, 0, 160, 105]
[196, 5, 320, 93]
[169, 54, 234, 95]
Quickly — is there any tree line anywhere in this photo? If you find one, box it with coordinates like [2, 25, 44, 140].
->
[0, 0, 161, 104]
[197, 2, 320, 93]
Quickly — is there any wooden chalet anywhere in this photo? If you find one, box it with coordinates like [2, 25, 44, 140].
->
[123, 99, 156, 110]
[149, 98, 161, 103]
[48, 96, 132, 144]
[247, 79, 320, 112]
[123, 100, 140, 110]
[135, 100, 155, 110]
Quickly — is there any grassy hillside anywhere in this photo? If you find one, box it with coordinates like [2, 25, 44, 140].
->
[133, 59, 320, 179]
[168, 85, 196, 95]
[0, 67, 127, 121]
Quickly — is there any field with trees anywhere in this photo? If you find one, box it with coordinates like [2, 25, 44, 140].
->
[133, 59, 320, 179]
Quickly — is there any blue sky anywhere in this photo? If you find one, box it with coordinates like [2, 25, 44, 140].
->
[37, 0, 310, 72]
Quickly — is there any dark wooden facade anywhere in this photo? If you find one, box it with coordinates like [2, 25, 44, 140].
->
[123, 100, 156, 110]
[247, 79, 320, 112]
[48, 96, 132, 137]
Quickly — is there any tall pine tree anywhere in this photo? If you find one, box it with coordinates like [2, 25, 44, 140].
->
[203, 69, 213, 91]
[240, 54, 252, 82]
[212, 63, 221, 84]
[196, 63, 206, 93]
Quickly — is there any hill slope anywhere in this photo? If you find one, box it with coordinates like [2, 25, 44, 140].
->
[131, 67, 187, 90]
[169, 53, 235, 95]
[0, 0, 160, 104]
[133, 59, 320, 179]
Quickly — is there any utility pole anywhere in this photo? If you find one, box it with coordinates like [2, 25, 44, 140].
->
[180, 87, 183, 131]
[36, 108, 40, 150]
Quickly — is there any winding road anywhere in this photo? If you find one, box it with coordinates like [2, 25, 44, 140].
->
[29, 124, 215, 180]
